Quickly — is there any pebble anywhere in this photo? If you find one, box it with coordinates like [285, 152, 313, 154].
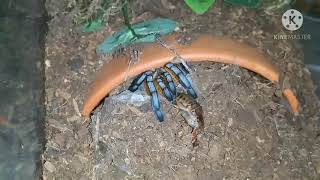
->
[256, 136, 265, 144]
[45, 60, 51, 68]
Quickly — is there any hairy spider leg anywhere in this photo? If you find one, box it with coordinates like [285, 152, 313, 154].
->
[153, 76, 174, 102]
[164, 63, 198, 99]
[160, 70, 177, 96]
[128, 72, 149, 92]
[144, 72, 165, 122]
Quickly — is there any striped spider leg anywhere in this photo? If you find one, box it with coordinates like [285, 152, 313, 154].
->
[153, 73, 174, 102]
[163, 63, 198, 99]
[160, 69, 177, 97]
[128, 70, 166, 122]
[128, 72, 148, 92]
[144, 71, 165, 122]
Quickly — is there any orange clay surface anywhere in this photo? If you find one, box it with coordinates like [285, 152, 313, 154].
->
[82, 34, 300, 117]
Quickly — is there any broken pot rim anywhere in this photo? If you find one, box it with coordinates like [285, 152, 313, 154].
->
[82, 33, 300, 117]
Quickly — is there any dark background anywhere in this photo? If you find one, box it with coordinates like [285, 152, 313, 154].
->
[0, 0, 47, 179]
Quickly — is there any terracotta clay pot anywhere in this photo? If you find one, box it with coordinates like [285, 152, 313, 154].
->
[82, 34, 300, 117]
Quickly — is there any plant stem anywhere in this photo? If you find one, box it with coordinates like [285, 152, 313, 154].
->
[121, 0, 143, 39]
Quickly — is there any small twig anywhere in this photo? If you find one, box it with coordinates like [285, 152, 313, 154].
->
[94, 112, 101, 151]
[233, 97, 245, 110]
[154, 34, 192, 73]
[73, 98, 82, 117]
[48, 100, 68, 115]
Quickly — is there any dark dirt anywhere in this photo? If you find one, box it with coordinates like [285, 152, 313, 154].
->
[44, 0, 320, 179]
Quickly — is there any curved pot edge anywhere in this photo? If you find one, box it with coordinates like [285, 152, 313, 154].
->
[82, 34, 300, 117]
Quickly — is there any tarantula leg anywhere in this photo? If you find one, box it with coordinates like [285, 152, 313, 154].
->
[144, 72, 165, 122]
[128, 71, 151, 92]
[164, 63, 198, 99]
[154, 76, 174, 102]
[160, 70, 177, 96]
[177, 63, 190, 74]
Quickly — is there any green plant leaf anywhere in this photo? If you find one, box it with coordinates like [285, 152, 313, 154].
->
[224, 0, 261, 8]
[184, 0, 215, 15]
[81, 18, 104, 33]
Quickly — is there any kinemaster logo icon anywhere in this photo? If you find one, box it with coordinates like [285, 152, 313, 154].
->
[274, 8, 310, 40]
[282, 9, 303, 31]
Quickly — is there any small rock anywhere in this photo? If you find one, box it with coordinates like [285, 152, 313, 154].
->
[191, 157, 195, 161]
[256, 136, 265, 144]
[44, 161, 56, 173]
[45, 60, 51, 68]
[63, 78, 70, 83]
